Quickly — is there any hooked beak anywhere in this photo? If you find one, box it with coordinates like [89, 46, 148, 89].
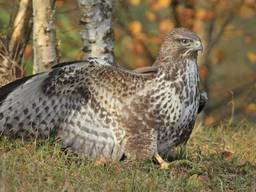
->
[192, 40, 203, 52]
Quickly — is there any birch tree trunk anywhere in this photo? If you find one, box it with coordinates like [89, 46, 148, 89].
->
[78, 0, 114, 65]
[0, 0, 32, 85]
[32, 0, 58, 73]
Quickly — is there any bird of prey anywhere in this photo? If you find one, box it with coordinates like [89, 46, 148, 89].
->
[0, 28, 206, 167]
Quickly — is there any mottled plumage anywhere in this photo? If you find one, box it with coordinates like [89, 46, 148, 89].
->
[0, 28, 206, 161]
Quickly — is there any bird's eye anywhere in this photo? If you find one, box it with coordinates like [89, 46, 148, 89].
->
[180, 39, 189, 44]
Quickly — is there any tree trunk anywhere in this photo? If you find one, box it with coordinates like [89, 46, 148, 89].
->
[0, 0, 32, 86]
[32, 0, 58, 73]
[78, 0, 114, 65]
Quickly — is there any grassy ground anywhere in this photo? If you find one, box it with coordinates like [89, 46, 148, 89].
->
[0, 122, 255, 192]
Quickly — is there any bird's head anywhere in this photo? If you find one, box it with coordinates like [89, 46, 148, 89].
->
[159, 28, 203, 60]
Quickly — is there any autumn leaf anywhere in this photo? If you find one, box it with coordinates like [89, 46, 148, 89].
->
[204, 115, 215, 125]
[213, 49, 225, 64]
[245, 103, 256, 113]
[196, 9, 215, 21]
[129, 21, 142, 35]
[158, 0, 171, 7]
[56, 0, 64, 7]
[224, 26, 243, 37]
[129, 0, 141, 6]
[24, 44, 33, 59]
[244, 0, 256, 7]
[221, 150, 234, 161]
[247, 52, 256, 64]
[133, 41, 144, 54]
[239, 4, 255, 19]
[192, 20, 204, 32]
[177, 6, 195, 27]
[159, 19, 174, 33]
[151, 0, 171, 11]
[148, 36, 161, 45]
[199, 65, 208, 78]
[145, 11, 156, 22]
[244, 35, 253, 44]
[125, 38, 133, 50]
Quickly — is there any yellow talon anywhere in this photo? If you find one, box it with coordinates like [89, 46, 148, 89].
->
[154, 153, 193, 169]
[154, 154, 172, 169]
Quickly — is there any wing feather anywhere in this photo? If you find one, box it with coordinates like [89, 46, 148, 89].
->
[0, 58, 151, 160]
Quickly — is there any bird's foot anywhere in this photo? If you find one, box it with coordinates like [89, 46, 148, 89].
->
[154, 154, 173, 169]
[154, 154, 193, 170]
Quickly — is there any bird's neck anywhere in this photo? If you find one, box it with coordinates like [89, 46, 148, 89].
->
[154, 56, 199, 86]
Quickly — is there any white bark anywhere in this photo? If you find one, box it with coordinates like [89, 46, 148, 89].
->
[78, 0, 114, 65]
[32, 0, 58, 73]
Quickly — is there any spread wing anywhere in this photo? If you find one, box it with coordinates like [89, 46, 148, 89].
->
[0, 58, 152, 140]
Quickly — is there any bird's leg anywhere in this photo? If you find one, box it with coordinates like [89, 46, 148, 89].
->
[154, 153, 193, 170]
[154, 153, 173, 169]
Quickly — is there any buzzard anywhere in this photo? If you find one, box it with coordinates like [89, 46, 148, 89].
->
[0, 28, 206, 168]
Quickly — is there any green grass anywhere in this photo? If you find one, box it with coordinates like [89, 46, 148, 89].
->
[0, 122, 255, 192]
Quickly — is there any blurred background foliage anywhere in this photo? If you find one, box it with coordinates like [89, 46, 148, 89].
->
[0, 0, 256, 125]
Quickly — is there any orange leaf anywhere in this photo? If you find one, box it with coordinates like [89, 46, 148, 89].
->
[177, 6, 195, 27]
[222, 150, 233, 161]
[239, 4, 255, 19]
[148, 36, 162, 45]
[24, 44, 33, 59]
[244, 35, 253, 44]
[247, 52, 256, 64]
[245, 103, 256, 113]
[199, 65, 208, 78]
[204, 116, 215, 126]
[192, 20, 204, 32]
[129, 0, 141, 6]
[133, 42, 144, 54]
[145, 11, 156, 22]
[56, 0, 64, 7]
[244, 0, 255, 7]
[129, 21, 142, 35]
[158, 0, 171, 8]
[159, 19, 174, 33]
[214, 49, 225, 64]
[151, 0, 171, 11]
[196, 9, 215, 21]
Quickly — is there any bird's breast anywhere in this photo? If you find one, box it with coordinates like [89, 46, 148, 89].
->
[152, 67, 200, 155]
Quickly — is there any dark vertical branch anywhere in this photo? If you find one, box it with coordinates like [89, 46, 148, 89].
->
[170, 0, 181, 27]
[201, 15, 216, 100]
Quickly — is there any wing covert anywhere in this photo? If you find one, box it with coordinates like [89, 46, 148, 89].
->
[0, 58, 152, 141]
